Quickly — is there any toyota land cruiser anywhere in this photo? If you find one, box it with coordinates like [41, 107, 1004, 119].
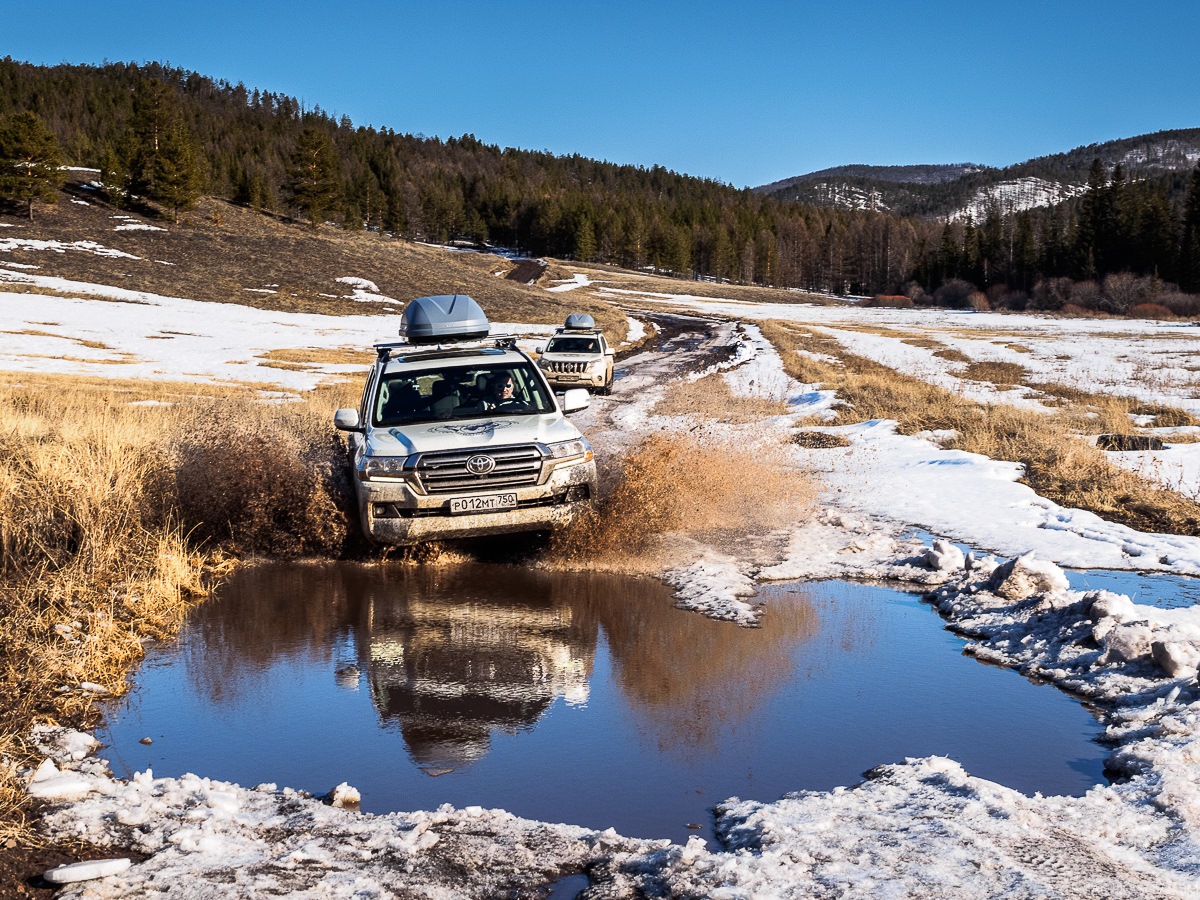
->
[334, 295, 598, 545]
[535, 314, 615, 394]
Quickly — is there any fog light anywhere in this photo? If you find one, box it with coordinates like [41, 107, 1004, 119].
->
[565, 484, 591, 502]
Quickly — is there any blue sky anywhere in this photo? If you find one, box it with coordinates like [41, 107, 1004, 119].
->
[5, 1, 1199, 187]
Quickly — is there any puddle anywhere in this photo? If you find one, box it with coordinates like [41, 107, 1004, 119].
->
[101, 563, 1106, 844]
[1067, 569, 1200, 609]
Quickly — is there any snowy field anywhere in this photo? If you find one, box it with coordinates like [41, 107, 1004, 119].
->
[12, 270, 1200, 896]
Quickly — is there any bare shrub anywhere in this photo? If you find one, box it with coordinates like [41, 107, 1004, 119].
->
[1161, 290, 1200, 318]
[1129, 303, 1176, 320]
[933, 279, 977, 309]
[551, 433, 815, 565]
[1070, 280, 1102, 310]
[171, 401, 354, 556]
[986, 285, 1027, 311]
[1101, 272, 1152, 314]
[1031, 277, 1073, 312]
[968, 291, 990, 311]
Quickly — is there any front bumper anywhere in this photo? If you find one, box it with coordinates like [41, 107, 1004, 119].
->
[356, 459, 597, 545]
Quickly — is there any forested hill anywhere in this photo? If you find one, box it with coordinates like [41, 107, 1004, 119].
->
[0, 56, 844, 281]
[760, 129, 1200, 219]
[2, 57, 1200, 308]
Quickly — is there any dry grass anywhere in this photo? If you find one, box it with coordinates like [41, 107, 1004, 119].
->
[760, 320, 1200, 537]
[259, 347, 374, 366]
[961, 361, 1028, 386]
[0, 375, 361, 847]
[652, 373, 790, 423]
[933, 347, 972, 363]
[551, 433, 815, 566]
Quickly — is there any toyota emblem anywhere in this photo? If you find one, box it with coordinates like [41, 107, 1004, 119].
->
[466, 454, 497, 475]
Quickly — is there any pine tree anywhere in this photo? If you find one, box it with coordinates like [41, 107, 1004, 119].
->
[0, 111, 64, 221]
[152, 121, 204, 222]
[573, 214, 596, 261]
[1074, 158, 1108, 279]
[1182, 164, 1200, 293]
[284, 126, 340, 226]
[129, 78, 180, 197]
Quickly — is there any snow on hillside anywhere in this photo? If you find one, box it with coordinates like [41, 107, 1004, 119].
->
[804, 181, 889, 211]
[948, 177, 1087, 222]
[1120, 139, 1200, 169]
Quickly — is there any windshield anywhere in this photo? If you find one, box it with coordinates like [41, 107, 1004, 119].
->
[372, 362, 556, 426]
[545, 337, 599, 354]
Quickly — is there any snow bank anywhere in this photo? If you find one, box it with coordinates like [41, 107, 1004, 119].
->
[31, 731, 652, 899]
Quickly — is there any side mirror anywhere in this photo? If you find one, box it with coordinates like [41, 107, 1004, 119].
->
[535, 345, 544, 354]
[604, 348, 615, 356]
[561, 388, 590, 414]
[334, 408, 362, 431]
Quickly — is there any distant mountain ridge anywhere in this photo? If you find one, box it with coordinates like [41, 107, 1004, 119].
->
[758, 128, 1200, 219]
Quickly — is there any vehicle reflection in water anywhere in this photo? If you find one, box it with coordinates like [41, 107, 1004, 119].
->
[362, 567, 597, 775]
[107, 562, 1107, 843]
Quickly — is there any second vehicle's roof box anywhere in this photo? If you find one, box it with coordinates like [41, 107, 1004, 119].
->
[401, 294, 490, 344]
[563, 313, 595, 331]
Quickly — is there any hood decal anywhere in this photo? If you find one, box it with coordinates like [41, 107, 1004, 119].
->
[426, 420, 517, 440]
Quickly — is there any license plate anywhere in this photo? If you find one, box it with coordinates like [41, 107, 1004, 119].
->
[449, 492, 518, 514]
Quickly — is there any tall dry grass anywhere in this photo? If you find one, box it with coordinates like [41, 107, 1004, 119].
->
[759, 321, 1200, 537]
[0, 377, 358, 846]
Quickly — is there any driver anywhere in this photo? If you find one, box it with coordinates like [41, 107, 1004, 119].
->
[486, 374, 517, 409]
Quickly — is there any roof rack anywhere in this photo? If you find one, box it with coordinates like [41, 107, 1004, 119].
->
[373, 335, 521, 362]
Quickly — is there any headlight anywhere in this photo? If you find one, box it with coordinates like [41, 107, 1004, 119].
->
[545, 438, 593, 462]
[360, 455, 412, 480]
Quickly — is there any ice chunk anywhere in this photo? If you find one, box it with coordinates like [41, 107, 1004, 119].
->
[1102, 622, 1154, 663]
[327, 782, 361, 809]
[43, 858, 131, 884]
[986, 552, 1069, 600]
[1151, 640, 1200, 677]
[27, 773, 93, 800]
[922, 539, 965, 572]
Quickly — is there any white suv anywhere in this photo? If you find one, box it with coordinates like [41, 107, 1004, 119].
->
[334, 295, 598, 545]
[536, 314, 614, 394]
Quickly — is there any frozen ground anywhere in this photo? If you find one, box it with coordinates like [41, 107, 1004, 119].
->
[12, 272, 1200, 896]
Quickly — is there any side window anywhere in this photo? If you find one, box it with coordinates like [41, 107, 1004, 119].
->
[359, 364, 378, 422]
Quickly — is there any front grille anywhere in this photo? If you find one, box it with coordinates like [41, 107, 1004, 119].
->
[414, 443, 543, 494]
[548, 361, 590, 374]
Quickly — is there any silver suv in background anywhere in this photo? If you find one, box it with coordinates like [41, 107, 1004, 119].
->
[334, 295, 598, 545]
[536, 314, 614, 394]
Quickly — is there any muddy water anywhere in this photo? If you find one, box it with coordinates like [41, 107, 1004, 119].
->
[101, 564, 1106, 843]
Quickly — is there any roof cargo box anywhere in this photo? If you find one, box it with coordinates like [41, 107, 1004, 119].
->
[401, 294, 490, 344]
[563, 313, 595, 330]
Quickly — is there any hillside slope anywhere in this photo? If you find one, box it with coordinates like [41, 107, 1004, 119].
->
[0, 174, 627, 337]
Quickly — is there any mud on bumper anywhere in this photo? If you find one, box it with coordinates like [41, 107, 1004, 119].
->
[358, 462, 596, 545]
